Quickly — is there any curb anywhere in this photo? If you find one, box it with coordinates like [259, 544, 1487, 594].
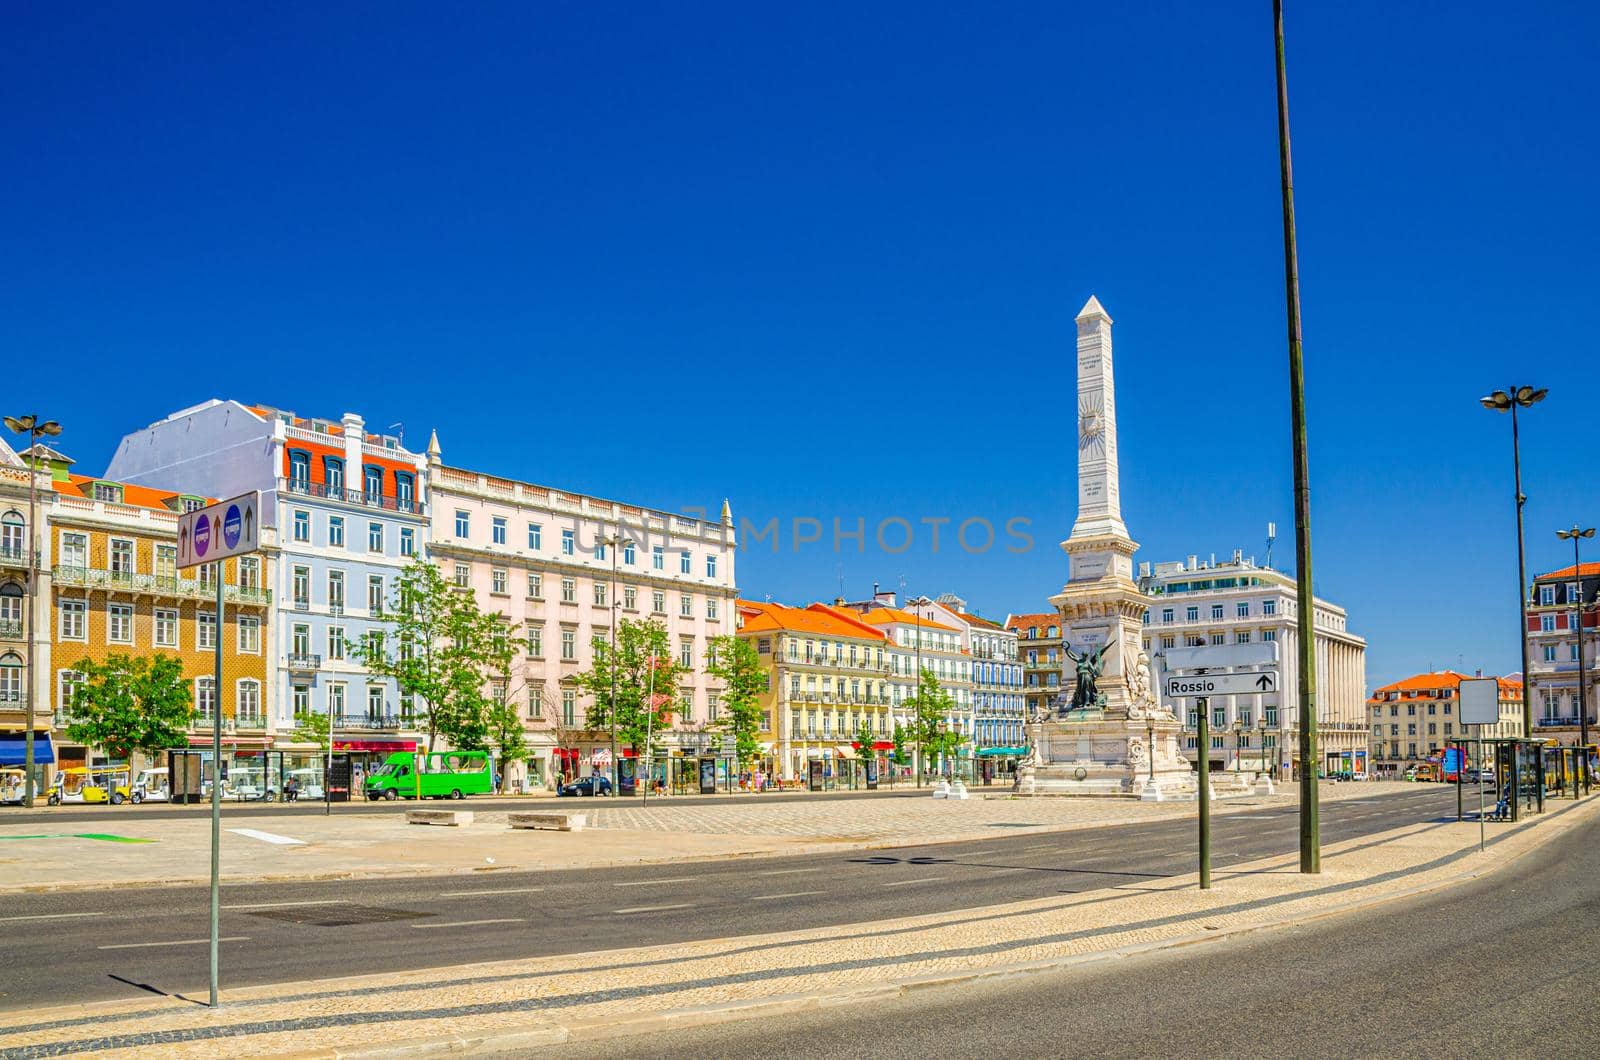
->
[277, 794, 1599, 1058]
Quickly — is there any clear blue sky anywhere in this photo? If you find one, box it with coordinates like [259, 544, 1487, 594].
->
[4, 2, 1596, 688]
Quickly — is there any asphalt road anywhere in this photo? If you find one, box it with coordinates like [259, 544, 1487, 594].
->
[615, 793, 1600, 1059]
[0, 787, 1459, 1012]
[0, 784, 924, 825]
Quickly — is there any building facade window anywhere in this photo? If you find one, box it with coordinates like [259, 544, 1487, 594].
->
[455, 510, 470, 538]
[239, 615, 260, 653]
[492, 516, 507, 545]
[528, 523, 542, 550]
[154, 608, 177, 647]
[108, 604, 133, 644]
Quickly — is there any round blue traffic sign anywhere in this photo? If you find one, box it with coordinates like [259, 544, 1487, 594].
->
[223, 504, 243, 550]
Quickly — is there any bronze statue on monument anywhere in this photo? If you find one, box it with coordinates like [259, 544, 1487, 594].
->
[1063, 642, 1110, 713]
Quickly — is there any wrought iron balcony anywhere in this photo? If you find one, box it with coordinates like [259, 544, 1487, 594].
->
[287, 653, 323, 672]
[52, 566, 272, 606]
[279, 478, 425, 517]
[0, 619, 22, 639]
[0, 544, 28, 569]
[333, 713, 423, 732]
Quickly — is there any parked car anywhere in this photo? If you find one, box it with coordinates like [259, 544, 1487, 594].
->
[558, 775, 613, 797]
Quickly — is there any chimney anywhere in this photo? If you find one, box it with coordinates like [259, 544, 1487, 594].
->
[1187, 555, 1198, 570]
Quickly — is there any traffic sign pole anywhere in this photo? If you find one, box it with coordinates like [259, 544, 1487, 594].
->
[177, 491, 259, 1011]
[209, 570, 222, 1008]
[1197, 697, 1210, 889]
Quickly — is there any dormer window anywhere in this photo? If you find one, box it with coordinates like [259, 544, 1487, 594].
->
[92, 482, 123, 504]
[181, 496, 205, 513]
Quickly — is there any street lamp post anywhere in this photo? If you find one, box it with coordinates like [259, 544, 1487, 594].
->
[1481, 386, 1546, 739]
[4, 414, 62, 809]
[1259, 716, 1269, 777]
[600, 532, 622, 797]
[1556, 525, 1595, 790]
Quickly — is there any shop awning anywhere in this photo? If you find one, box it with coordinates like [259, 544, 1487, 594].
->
[975, 746, 1029, 757]
[835, 746, 858, 760]
[0, 734, 54, 766]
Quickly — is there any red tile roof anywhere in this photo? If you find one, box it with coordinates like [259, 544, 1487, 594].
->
[1005, 612, 1059, 632]
[1368, 670, 1521, 700]
[737, 600, 888, 640]
[1536, 561, 1600, 581]
[52, 474, 211, 513]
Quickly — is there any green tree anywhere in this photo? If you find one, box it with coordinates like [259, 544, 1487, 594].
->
[573, 619, 686, 753]
[706, 635, 765, 770]
[290, 709, 330, 746]
[355, 557, 519, 752]
[890, 723, 911, 772]
[483, 694, 529, 791]
[907, 667, 962, 782]
[64, 654, 195, 761]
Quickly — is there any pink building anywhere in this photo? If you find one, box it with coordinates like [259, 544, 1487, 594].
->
[424, 433, 738, 787]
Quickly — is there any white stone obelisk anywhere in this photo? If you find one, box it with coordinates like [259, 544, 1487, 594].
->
[1014, 295, 1192, 799]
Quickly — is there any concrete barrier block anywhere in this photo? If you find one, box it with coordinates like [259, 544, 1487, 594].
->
[405, 809, 473, 827]
[509, 812, 586, 832]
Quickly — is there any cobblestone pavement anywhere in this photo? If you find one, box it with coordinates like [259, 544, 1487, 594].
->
[2, 785, 1585, 1059]
[578, 779, 1393, 838]
[0, 779, 1401, 892]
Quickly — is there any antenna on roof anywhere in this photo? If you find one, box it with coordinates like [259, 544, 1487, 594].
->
[1265, 521, 1277, 570]
[836, 564, 844, 600]
[387, 422, 404, 446]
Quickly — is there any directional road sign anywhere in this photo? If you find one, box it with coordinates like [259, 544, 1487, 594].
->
[1165, 670, 1280, 699]
[178, 491, 261, 570]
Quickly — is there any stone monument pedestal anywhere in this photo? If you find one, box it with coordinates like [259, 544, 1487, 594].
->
[1015, 709, 1193, 799]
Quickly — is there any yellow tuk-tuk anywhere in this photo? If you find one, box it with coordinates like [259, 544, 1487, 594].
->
[47, 766, 132, 805]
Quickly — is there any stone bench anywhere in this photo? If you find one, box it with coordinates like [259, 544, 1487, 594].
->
[508, 811, 586, 832]
[405, 809, 474, 827]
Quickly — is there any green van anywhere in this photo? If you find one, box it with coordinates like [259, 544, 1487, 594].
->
[364, 750, 493, 800]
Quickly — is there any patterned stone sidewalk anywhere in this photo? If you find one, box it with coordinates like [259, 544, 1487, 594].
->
[3, 788, 1589, 1059]
[0, 780, 1400, 893]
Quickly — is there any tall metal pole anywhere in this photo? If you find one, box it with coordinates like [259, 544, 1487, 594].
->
[643, 651, 656, 805]
[1511, 399, 1534, 738]
[1196, 697, 1211, 889]
[607, 534, 619, 797]
[1274, 0, 1320, 874]
[209, 567, 223, 1007]
[1559, 527, 1592, 789]
[914, 602, 923, 786]
[22, 444, 38, 808]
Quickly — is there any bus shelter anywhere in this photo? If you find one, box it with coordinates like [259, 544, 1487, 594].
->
[1541, 742, 1596, 799]
[1446, 738, 1546, 822]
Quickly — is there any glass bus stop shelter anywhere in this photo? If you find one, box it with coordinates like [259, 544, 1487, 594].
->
[1445, 738, 1548, 823]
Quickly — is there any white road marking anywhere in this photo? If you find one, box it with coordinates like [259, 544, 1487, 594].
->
[227, 828, 305, 846]
[99, 937, 250, 950]
[0, 912, 106, 923]
[883, 877, 946, 887]
[952, 849, 1000, 857]
[411, 918, 525, 929]
[613, 903, 695, 914]
[223, 900, 346, 910]
[752, 891, 825, 901]
[755, 868, 814, 877]
[613, 876, 699, 887]
[436, 887, 545, 898]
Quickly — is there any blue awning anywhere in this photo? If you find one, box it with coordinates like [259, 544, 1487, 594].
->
[0, 734, 54, 766]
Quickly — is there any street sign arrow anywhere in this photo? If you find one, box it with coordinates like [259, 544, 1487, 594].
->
[1164, 669, 1282, 700]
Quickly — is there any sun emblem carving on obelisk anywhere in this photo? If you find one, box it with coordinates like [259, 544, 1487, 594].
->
[1078, 397, 1106, 453]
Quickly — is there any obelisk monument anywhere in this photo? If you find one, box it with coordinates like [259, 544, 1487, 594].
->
[1015, 296, 1192, 799]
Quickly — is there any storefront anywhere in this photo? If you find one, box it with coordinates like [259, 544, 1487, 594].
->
[975, 746, 1026, 786]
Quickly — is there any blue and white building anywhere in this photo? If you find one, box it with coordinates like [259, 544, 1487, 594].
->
[106, 401, 430, 766]
[908, 594, 1025, 749]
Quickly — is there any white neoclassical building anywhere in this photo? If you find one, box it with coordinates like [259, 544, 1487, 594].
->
[1140, 551, 1368, 778]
